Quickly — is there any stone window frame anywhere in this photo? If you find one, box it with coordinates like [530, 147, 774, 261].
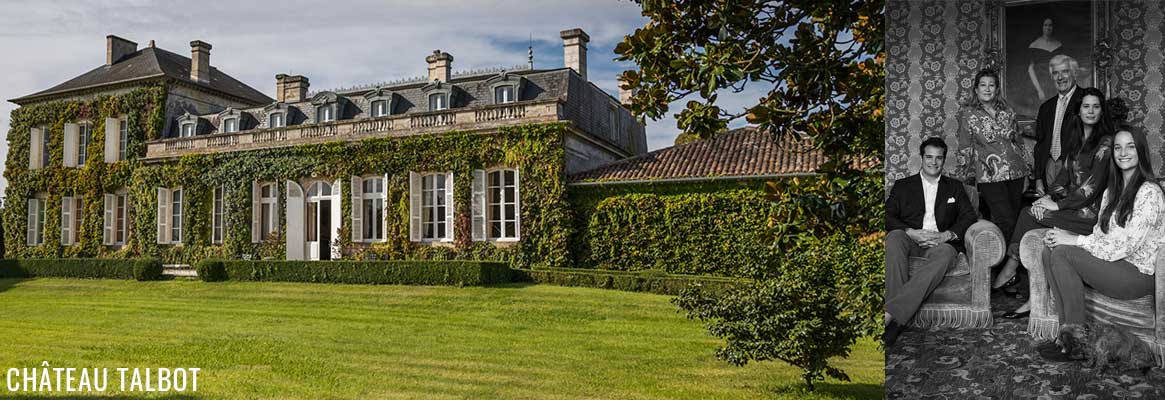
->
[263, 102, 291, 129]
[485, 72, 525, 105]
[311, 91, 346, 123]
[176, 112, 202, 138]
[421, 81, 456, 112]
[363, 88, 395, 118]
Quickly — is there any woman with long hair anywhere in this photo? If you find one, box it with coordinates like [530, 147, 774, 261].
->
[1036, 126, 1165, 360]
[993, 88, 1118, 319]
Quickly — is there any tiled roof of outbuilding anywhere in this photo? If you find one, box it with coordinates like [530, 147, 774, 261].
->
[10, 46, 273, 105]
[569, 126, 824, 183]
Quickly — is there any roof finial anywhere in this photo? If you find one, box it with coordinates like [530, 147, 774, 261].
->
[528, 33, 534, 69]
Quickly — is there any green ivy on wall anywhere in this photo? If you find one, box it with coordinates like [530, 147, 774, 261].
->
[4, 86, 571, 268]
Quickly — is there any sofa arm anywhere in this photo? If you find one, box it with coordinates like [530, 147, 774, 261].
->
[1155, 249, 1165, 344]
[1022, 229, 1055, 340]
[965, 219, 1004, 311]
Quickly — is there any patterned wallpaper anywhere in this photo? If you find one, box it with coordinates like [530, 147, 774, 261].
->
[885, 0, 1165, 187]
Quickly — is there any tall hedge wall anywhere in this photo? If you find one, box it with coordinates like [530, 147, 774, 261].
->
[4, 85, 571, 268]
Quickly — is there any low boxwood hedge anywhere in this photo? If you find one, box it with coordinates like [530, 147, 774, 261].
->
[0, 258, 163, 281]
[214, 260, 512, 286]
[512, 267, 741, 295]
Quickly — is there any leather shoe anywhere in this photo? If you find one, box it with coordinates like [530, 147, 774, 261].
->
[1002, 310, 1030, 319]
[993, 273, 1020, 291]
[884, 321, 907, 347]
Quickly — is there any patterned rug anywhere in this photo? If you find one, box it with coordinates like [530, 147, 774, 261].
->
[886, 277, 1165, 399]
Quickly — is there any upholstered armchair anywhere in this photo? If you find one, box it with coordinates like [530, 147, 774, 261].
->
[908, 219, 1005, 329]
[1024, 229, 1165, 366]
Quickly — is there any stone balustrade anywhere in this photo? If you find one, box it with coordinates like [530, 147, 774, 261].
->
[146, 100, 561, 161]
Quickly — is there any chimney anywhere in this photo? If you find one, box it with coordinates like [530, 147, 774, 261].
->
[617, 74, 635, 106]
[276, 74, 309, 103]
[106, 35, 137, 66]
[426, 50, 453, 83]
[190, 40, 212, 83]
[560, 28, 589, 81]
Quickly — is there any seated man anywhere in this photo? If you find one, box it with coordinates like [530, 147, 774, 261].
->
[885, 137, 978, 346]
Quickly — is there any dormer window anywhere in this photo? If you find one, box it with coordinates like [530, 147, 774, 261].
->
[428, 93, 448, 111]
[371, 100, 389, 117]
[222, 118, 239, 133]
[317, 105, 335, 122]
[180, 122, 195, 138]
[494, 86, 515, 104]
[269, 112, 284, 128]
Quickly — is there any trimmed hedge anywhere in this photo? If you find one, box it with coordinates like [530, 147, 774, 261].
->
[513, 267, 740, 296]
[195, 259, 227, 282]
[0, 258, 163, 281]
[216, 260, 512, 286]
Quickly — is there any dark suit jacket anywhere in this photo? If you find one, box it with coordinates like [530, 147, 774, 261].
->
[1034, 86, 1084, 183]
[886, 174, 978, 253]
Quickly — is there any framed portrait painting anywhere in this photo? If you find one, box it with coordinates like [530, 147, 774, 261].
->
[999, 0, 1097, 122]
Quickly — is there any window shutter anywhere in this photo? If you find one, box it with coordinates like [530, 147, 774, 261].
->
[26, 199, 37, 246]
[63, 124, 77, 168]
[61, 197, 73, 245]
[409, 171, 421, 242]
[251, 181, 261, 243]
[157, 188, 170, 244]
[471, 169, 486, 241]
[382, 173, 389, 243]
[331, 179, 343, 260]
[103, 194, 114, 245]
[513, 169, 521, 240]
[104, 118, 119, 162]
[285, 181, 305, 260]
[29, 127, 41, 170]
[351, 176, 363, 243]
[444, 172, 454, 242]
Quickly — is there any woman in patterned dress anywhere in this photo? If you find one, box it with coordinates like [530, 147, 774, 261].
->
[1037, 126, 1165, 360]
[956, 69, 1031, 251]
[993, 88, 1116, 319]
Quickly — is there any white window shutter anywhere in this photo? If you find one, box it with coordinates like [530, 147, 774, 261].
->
[331, 179, 343, 260]
[157, 188, 170, 244]
[444, 172, 454, 242]
[29, 127, 40, 170]
[103, 194, 114, 245]
[63, 124, 77, 168]
[251, 181, 261, 243]
[26, 199, 37, 246]
[382, 173, 389, 242]
[471, 169, 486, 241]
[514, 169, 521, 240]
[104, 117, 118, 162]
[351, 176, 363, 243]
[409, 171, 421, 242]
[61, 197, 73, 245]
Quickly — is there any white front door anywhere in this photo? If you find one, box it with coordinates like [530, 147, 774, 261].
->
[306, 181, 334, 261]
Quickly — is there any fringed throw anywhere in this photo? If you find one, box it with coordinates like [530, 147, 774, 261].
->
[1029, 317, 1059, 342]
[910, 308, 992, 329]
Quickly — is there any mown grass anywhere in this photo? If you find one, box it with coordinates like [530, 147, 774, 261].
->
[0, 278, 883, 399]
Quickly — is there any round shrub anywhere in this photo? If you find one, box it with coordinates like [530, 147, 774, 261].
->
[195, 259, 226, 282]
[132, 258, 164, 281]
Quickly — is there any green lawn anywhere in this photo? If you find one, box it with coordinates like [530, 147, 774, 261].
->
[0, 278, 883, 399]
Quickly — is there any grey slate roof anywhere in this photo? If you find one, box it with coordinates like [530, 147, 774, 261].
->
[10, 46, 273, 105]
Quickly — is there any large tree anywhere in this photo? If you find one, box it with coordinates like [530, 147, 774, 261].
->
[615, 0, 885, 390]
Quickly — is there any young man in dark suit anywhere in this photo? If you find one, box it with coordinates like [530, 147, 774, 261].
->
[884, 137, 978, 346]
[1033, 54, 1083, 194]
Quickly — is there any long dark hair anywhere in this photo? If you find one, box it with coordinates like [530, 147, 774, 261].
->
[1064, 87, 1115, 158]
[1099, 126, 1159, 233]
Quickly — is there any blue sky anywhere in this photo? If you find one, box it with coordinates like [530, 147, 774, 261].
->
[0, 0, 762, 197]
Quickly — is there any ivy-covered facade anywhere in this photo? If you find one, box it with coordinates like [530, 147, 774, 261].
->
[4, 31, 645, 269]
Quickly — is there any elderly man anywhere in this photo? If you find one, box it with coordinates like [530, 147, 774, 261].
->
[1033, 54, 1084, 194]
[884, 137, 979, 346]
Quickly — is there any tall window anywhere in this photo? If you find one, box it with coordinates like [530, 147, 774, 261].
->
[317, 105, 334, 122]
[428, 93, 447, 111]
[117, 118, 127, 161]
[61, 196, 83, 246]
[104, 191, 129, 246]
[79, 122, 92, 166]
[361, 177, 384, 241]
[260, 183, 278, 239]
[269, 112, 284, 128]
[421, 173, 447, 240]
[222, 118, 239, 133]
[26, 196, 45, 246]
[212, 186, 225, 244]
[371, 100, 389, 117]
[487, 169, 519, 239]
[494, 86, 515, 104]
[180, 122, 195, 138]
[171, 188, 183, 243]
[41, 126, 51, 168]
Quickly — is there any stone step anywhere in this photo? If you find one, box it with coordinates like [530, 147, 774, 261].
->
[162, 264, 197, 278]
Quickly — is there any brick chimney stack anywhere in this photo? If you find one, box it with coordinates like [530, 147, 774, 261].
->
[426, 50, 453, 83]
[190, 40, 212, 83]
[618, 74, 635, 106]
[560, 28, 589, 81]
[106, 35, 137, 66]
[276, 74, 310, 103]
